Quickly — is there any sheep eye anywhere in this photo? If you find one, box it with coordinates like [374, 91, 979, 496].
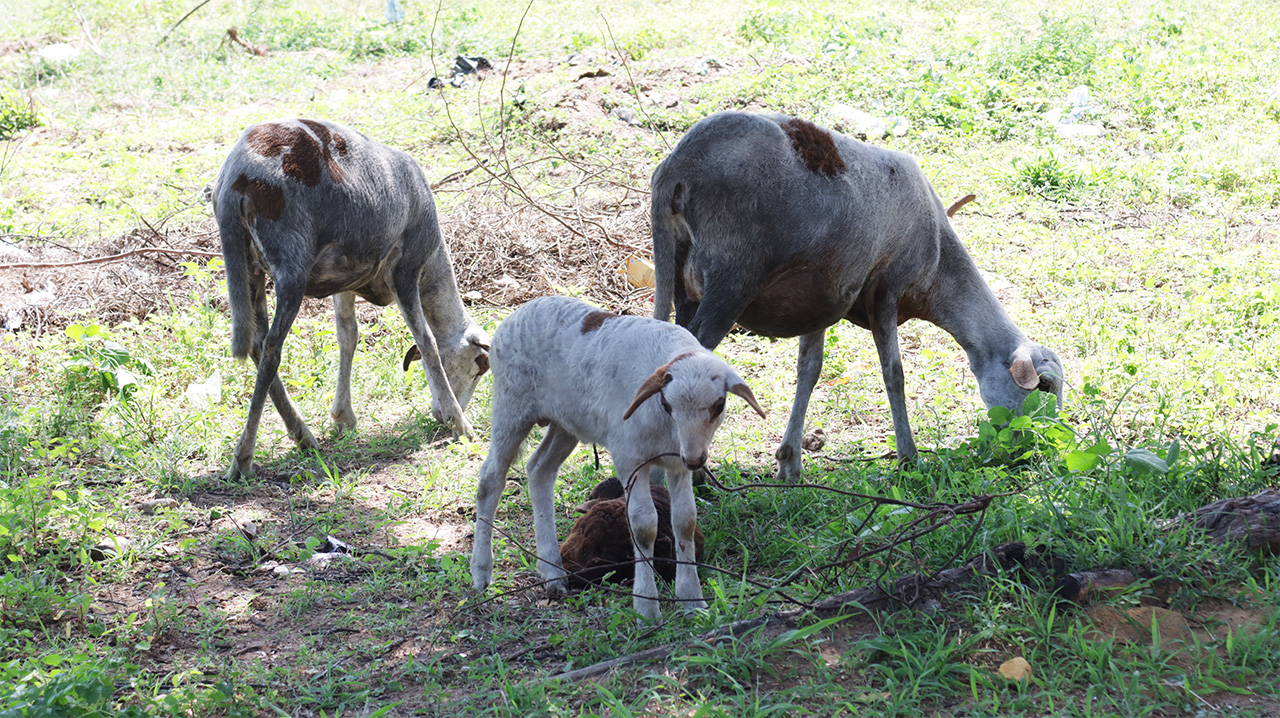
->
[709, 398, 725, 419]
[660, 397, 672, 414]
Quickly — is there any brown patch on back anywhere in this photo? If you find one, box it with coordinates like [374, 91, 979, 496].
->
[230, 174, 286, 222]
[244, 121, 345, 186]
[580, 310, 619, 333]
[780, 118, 847, 177]
[299, 119, 346, 183]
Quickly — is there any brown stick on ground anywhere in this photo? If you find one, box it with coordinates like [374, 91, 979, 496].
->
[0, 247, 223, 270]
[544, 542, 1029, 685]
[226, 27, 269, 56]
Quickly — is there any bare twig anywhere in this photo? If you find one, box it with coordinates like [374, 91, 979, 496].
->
[0, 246, 221, 270]
[158, 0, 215, 46]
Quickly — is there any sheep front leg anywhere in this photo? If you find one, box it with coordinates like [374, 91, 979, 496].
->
[775, 329, 825, 482]
[622, 467, 661, 620]
[470, 416, 531, 590]
[668, 468, 707, 610]
[525, 425, 579, 595]
[869, 297, 919, 461]
[393, 271, 472, 437]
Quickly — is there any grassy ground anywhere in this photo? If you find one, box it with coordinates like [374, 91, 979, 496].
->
[2, 0, 1279, 715]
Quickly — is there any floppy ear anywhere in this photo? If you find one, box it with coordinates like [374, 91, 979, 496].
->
[472, 338, 491, 375]
[1009, 348, 1040, 391]
[623, 366, 673, 420]
[402, 345, 422, 372]
[727, 369, 767, 418]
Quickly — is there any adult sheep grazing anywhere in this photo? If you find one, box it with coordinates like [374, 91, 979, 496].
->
[470, 295, 765, 620]
[211, 118, 490, 480]
[650, 111, 1064, 480]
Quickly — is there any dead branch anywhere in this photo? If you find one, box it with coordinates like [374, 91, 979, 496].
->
[0, 246, 222, 270]
[225, 27, 269, 56]
[158, 0, 215, 46]
[1168, 488, 1280, 554]
[541, 542, 1028, 686]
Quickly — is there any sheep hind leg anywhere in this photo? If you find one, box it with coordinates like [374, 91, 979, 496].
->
[229, 270, 311, 480]
[329, 291, 358, 431]
[775, 329, 826, 482]
[525, 425, 579, 596]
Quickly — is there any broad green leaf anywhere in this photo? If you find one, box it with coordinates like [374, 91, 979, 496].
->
[1165, 439, 1180, 469]
[1085, 441, 1113, 456]
[1124, 448, 1169, 475]
[1065, 451, 1101, 472]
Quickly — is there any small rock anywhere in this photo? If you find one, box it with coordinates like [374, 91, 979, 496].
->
[306, 551, 351, 568]
[132, 498, 178, 515]
[90, 535, 132, 561]
[318, 535, 349, 554]
[802, 428, 826, 453]
[238, 520, 258, 542]
[998, 656, 1032, 681]
[611, 107, 636, 125]
[37, 43, 80, 64]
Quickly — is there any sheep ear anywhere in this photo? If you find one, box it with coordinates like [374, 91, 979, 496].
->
[472, 339, 491, 376]
[1009, 349, 1039, 391]
[727, 370, 767, 419]
[402, 344, 422, 372]
[623, 366, 672, 420]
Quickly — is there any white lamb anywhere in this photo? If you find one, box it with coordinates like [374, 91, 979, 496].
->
[469, 295, 766, 620]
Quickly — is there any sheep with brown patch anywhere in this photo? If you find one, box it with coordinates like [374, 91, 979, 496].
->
[210, 119, 489, 479]
[651, 111, 1064, 479]
[470, 295, 764, 621]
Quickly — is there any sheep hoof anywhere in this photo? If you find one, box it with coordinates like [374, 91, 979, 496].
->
[294, 428, 319, 451]
[330, 408, 357, 431]
[225, 457, 253, 481]
[544, 578, 566, 598]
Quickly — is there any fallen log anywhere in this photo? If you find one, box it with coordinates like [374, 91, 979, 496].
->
[1170, 489, 1280, 554]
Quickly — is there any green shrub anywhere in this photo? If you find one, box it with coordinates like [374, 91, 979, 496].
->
[0, 90, 39, 139]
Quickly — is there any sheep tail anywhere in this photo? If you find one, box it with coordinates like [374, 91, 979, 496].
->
[651, 178, 682, 322]
[215, 195, 256, 361]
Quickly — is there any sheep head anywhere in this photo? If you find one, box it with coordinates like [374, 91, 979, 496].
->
[623, 352, 766, 470]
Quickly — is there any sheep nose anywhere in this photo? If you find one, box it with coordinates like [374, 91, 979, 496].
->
[683, 452, 707, 470]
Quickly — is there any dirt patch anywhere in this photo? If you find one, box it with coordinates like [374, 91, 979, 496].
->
[1085, 599, 1272, 651]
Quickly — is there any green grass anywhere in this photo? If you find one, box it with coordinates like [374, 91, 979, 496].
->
[2, 0, 1280, 714]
